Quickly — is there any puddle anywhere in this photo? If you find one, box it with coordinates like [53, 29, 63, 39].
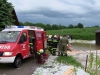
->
[71, 42, 100, 51]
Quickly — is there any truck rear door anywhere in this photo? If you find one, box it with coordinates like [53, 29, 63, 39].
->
[35, 31, 43, 52]
[42, 31, 47, 49]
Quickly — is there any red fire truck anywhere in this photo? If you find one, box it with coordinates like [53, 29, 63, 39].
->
[0, 26, 48, 68]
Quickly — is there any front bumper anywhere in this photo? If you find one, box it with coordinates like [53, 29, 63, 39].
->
[0, 56, 16, 63]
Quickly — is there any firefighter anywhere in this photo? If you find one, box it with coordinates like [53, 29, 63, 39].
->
[57, 35, 60, 43]
[51, 34, 54, 40]
[21, 33, 27, 41]
[36, 49, 45, 63]
[37, 49, 44, 56]
[47, 35, 52, 54]
[57, 35, 61, 56]
[51, 35, 58, 56]
[29, 36, 34, 54]
[59, 35, 69, 56]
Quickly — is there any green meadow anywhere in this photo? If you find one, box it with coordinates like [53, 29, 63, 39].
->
[0, 27, 99, 40]
[46, 27, 100, 40]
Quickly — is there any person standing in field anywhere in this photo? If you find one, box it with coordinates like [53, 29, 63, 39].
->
[59, 34, 69, 56]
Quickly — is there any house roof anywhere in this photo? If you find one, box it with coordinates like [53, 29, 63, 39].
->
[95, 28, 100, 33]
[11, 8, 19, 25]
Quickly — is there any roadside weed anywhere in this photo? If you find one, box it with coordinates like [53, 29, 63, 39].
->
[56, 55, 83, 68]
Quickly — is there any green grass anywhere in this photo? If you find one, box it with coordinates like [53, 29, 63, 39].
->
[56, 55, 83, 68]
[46, 27, 100, 40]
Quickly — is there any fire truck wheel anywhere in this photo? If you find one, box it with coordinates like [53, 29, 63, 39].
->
[13, 57, 22, 68]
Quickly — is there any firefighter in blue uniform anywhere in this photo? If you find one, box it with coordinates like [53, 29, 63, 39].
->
[51, 35, 58, 55]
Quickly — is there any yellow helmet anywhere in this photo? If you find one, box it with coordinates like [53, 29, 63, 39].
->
[54, 35, 57, 38]
[39, 49, 44, 53]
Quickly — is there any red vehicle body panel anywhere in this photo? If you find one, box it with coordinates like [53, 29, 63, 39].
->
[35, 31, 43, 52]
[0, 27, 47, 63]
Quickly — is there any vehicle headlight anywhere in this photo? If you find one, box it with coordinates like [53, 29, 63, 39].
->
[3, 52, 12, 56]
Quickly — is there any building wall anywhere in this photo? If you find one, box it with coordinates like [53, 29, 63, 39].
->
[96, 33, 100, 45]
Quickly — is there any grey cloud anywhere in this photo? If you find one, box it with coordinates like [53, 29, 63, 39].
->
[18, 9, 66, 18]
[15, 0, 100, 27]
[15, 0, 100, 19]
[17, 9, 80, 18]
[19, 18, 100, 27]
[17, 8, 100, 20]
[17, 12, 100, 27]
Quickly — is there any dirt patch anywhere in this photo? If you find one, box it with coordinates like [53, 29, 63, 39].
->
[67, 50, 87, 55]
[67, 49, 100, 70]
[67, 50, 90, 68]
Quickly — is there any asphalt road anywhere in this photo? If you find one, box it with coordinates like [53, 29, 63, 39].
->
[0, 57, 41, 75]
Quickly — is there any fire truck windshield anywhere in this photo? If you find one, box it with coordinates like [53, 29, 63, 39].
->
[0, 31, 20, 42]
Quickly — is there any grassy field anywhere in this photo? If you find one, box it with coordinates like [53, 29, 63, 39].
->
[0, 27, 99, 40]
[46, 27, 100, 40]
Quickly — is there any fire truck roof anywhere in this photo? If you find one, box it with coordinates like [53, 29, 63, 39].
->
[2, 26, 44, 31]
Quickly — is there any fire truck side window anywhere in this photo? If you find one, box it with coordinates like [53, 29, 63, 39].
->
[36, 32, 42, 39]
[19, 33, 27, 43]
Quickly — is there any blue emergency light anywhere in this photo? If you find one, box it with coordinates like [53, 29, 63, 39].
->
[5, 26, 25, 29]
[5, 26, 43, 30]
[17, 26, 24, 28]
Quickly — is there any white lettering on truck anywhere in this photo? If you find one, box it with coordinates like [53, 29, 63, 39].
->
[0, 46, 10, 49]
[22, 44, 26, 50]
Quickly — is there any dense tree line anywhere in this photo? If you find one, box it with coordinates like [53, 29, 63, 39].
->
[67, 23, 99, 28]
[19, 22, 100, 31]
[19, 22, 84, 30]
[67, 23, 84, 28]
[19, 22, 67, 30]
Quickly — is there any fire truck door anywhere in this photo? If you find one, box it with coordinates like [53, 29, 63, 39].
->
[35, 32, 43, 52]
[42, 31, 47, 49]
[18, 32, 29, 58]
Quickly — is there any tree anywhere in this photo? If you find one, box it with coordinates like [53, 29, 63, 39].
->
[24, 22, 32, 26]
[73, 25, 78, 28]
[0, 0, 14, 28]
[45, 24, 52, 30]
[19, 22, 24, 25]
[92, 25, 99, 27]
[52, 24, 59, 30]
[77, 23, 84, 28]
[19, 22, 68, 30]
[68, 24, 73, 28]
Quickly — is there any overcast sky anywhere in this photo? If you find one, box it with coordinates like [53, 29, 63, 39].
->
[8, 0, 100, 27]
